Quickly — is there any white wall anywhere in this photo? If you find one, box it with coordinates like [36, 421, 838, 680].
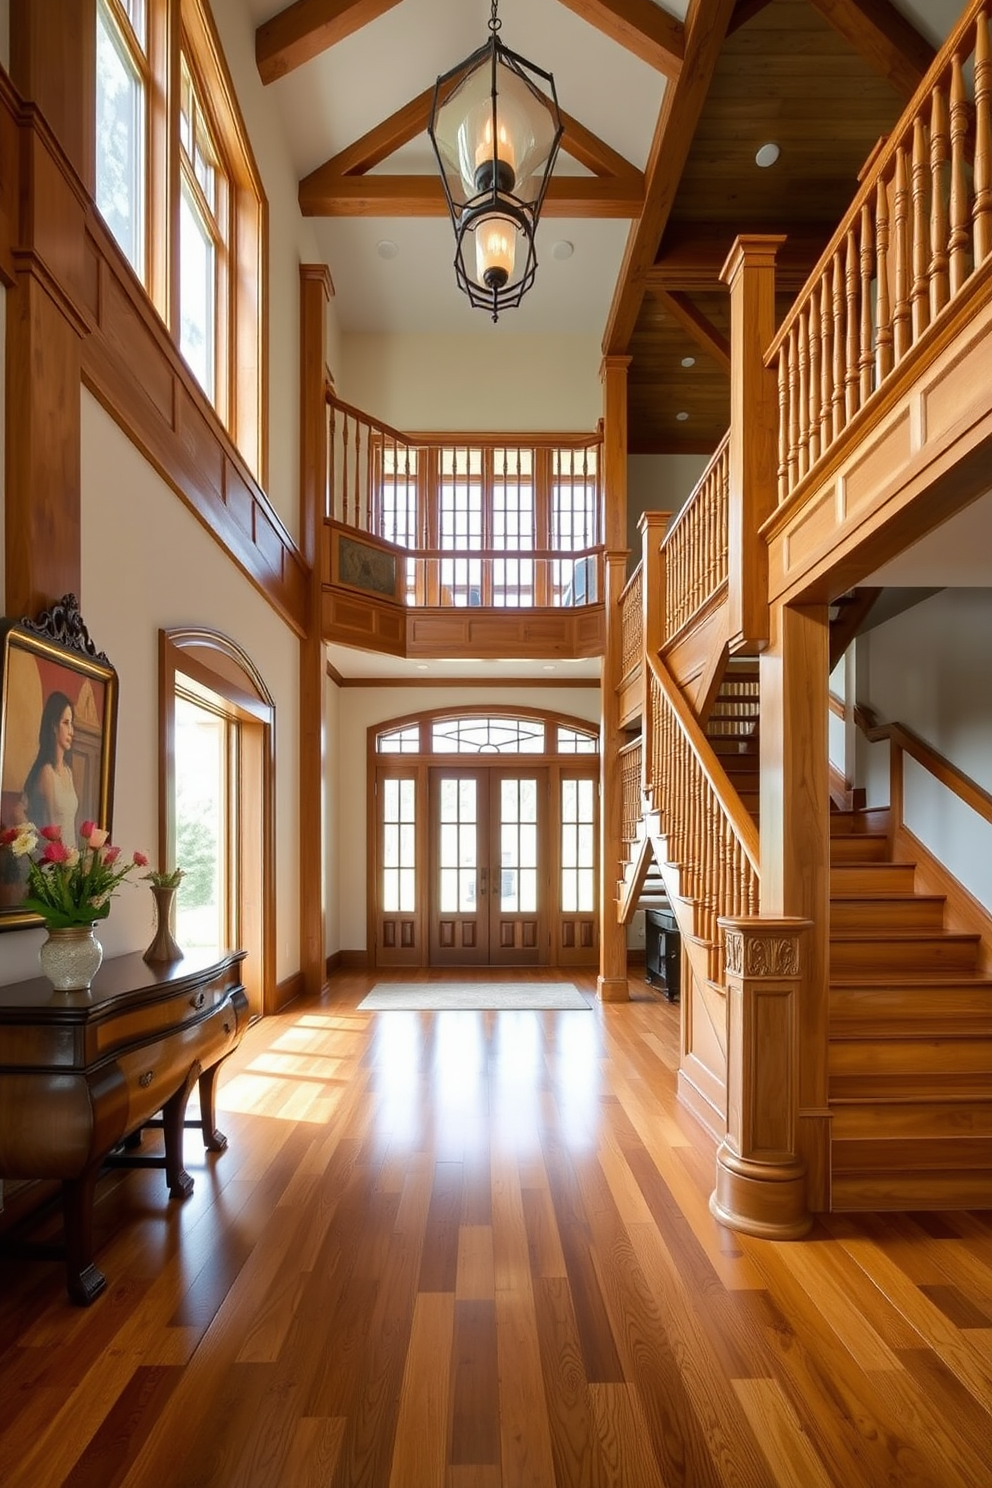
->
[333, 684, 601, 950]
[858, 588, 992, 911]
[0, 395, 303, 989]
[339, 333, 602, 431]
[627, 453, 709, 557]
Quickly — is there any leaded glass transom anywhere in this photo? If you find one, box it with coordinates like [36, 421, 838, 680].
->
[431, 717, 545, 754]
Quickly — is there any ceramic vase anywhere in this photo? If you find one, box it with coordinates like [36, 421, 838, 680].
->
[143, 885, 184, 963]
[39, 923, 104, 992]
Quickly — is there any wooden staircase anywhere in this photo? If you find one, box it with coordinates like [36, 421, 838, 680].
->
[828, 810, 992, 1210]
[705, 660, 760, 826]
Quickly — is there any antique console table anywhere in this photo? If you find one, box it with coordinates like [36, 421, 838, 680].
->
[0, 948, 248, 1304]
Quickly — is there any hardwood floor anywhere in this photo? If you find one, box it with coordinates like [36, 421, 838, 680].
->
[1, 968, 990, 1487]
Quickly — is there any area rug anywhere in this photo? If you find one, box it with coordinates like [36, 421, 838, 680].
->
[357, 982, 591, 1011]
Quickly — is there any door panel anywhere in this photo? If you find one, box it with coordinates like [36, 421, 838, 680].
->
[557, 772, 599, 967]
[428, 767, 548, 967]
[430, 769, 487, 966]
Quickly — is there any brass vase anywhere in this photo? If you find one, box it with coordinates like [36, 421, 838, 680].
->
[143, 885, 184, 963]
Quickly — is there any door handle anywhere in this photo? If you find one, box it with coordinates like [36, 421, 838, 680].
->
[479, 866, 487, 897]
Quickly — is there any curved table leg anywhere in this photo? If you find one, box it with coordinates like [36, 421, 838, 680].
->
[162, 1062, 200, 1199]
[197, 1062, 229, 1152]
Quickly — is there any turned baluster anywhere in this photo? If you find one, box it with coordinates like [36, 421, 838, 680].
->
[819, 269, 833, 454]
[807, 284, 821, 467]
[929, 83, 951, 320]
[787, 325, 800, 491]
[976, 8, 992, 264]
[776, 350, 789, 503]
[949, 53, 971, 294]
[353, 420, 364, 529]
[911, 116, 931, 341]
[831, 251, 846, 439]
[844, 229, 861, 422]
[327, 401, 337, 521]
[341, 413, 350, 526]
[892, 146, 912, 362]
[859, 203, 875, 405]
[797, 310, 810, 480]
[874, 176, 894, 381]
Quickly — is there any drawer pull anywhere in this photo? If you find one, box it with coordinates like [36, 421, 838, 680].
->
[190, 990, 206, 1010]
[223, 1021, 231, 1035]
[139, 1070, 154, 1089]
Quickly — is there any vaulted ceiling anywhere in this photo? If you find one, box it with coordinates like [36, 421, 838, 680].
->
[248, 0, 963, 452]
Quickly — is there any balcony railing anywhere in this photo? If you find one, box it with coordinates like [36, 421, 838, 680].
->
[661, 432, 729, 639]
[326, 393, 604, 610]
[769, 0, 991, 506]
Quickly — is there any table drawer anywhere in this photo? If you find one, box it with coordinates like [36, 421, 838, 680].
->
[119, 993, 244, 1132]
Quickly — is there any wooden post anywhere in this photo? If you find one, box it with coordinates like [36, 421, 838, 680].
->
[599, 356, 631, 1002]
[759, 600, 832, 1211]
[4, 6, 93, 619]
[299, 266, 333, 999]
[712, 917, 813, 1238]
[720, 235, 784, 654]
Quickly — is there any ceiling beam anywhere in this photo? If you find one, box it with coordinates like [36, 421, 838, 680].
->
[652, 287, 731, 372]
[298, 172, 643, 217]
[805, 0, 936, 102]
[554, 0, 684, 78]
[649, 229, 829, 291]
[602, 0, 738, 358]
[256, 0, 403, 86]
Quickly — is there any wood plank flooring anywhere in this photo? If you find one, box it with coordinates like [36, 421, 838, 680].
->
[1, 968, 991, 1487]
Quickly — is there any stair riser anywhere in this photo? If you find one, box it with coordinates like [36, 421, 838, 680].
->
[831, 1103, 992, 1139]
[831, 938, 979, 973]
[830, 900, 946, 931]
[829, 865, 916, 893]
[832, 1137, 992, 1172]
[830, 987, 992, 1038]
[830, 838, 889, 863]
[829, 1040, 992, 1078]
[830, 1173, 992, 1210]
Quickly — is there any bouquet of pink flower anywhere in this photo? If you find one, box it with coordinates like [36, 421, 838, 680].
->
[0, 820, 149, 927]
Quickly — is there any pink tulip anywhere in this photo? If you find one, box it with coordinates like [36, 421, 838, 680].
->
[102, 844, 121, 865]
[41, 841, 72, 863]
[80, 820, 96, 838]
[85, 825, 110, 850]
[39, 825, 62, 841]
[133, 850, 150, 867]
[0, 827, 18, 846]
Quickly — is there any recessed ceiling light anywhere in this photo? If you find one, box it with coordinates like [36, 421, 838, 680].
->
[543, 664, 557, 671]
[376, 239, 399, 259]
[755, 142, 780, 168]
[676, 411, 690, 421]
[552, 240, 574, 260]
[681, 355, 696, 368]
[416, 662, 429, 670]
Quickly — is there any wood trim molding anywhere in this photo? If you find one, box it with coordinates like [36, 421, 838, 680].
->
[256, 0, 402, 84]
[80, 210, 308, 637]
[805, 0, 936, 103]
[555, 0, 685, 77]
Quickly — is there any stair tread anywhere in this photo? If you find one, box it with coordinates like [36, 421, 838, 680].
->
[830, 929, 980, 942]
[829, 892, 945, 903]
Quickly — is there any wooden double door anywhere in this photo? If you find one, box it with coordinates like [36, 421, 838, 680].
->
[428, 766, 546, 966]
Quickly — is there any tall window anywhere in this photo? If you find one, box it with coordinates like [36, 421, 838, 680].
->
[179, 54, 224, 400]
[96, 0, 147, 279]
[93, 0, 265, 476]
[174, 689, 232, 950]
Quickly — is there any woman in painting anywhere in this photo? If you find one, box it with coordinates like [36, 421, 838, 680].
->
[23, 691, 79, 840]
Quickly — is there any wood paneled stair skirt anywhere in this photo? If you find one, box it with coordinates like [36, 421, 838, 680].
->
[828, 810, 992, 1212]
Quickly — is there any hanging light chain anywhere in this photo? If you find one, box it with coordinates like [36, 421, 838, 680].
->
[489, 0, 501, 36]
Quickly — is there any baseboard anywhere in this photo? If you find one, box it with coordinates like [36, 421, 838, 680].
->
[339, 949, 370, 969]
[271, 971, 304, 1013]
[326, 950, 343, 975]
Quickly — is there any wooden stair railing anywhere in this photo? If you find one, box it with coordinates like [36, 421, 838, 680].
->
[645, 652, 760, 985]
[768, 0, 992, 508]
[662, 433, 730, 642]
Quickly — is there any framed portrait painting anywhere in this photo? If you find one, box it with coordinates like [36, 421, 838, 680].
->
[0, 597, 119, 929]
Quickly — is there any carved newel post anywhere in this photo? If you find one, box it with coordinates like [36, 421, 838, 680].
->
[711, 918, 813, 1239]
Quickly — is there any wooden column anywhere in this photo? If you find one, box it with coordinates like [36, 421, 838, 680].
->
[759, 600, 832, 1210]
[4, 13, 93, 620]
[712, 917, 813, 1238]
[298, 265, 333, 1000]
[720, 235, 784, 654]
[599, 355, 632, 1002]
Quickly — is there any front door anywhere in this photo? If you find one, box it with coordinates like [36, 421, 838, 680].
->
[428, 767, 547, 966]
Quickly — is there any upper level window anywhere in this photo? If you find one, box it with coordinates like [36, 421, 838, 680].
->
[96, 0, 147, 279]
[179, 54, 225, 401]
[93, 0, 266, 478]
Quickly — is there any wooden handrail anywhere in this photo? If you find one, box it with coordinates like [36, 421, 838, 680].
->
[660, 432, 730, 638]
[854, 703, 992, 827]
[620, 561, 644, 682]
[649, 652, 760, 875]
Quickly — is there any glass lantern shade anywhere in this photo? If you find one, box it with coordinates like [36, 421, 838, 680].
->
[429, 22, 563, 320]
